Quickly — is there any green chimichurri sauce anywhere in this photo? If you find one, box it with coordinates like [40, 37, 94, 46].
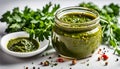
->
[52, 12, 102, 59]
[7, 37, 39, 52]
[60, 13, 96, 24]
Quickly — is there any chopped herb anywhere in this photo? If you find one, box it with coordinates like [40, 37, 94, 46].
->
[41, 54, 45, 57]
[45, 53, 49, 55]
[53, 63, 58, 66]
[87, 63, 89, 66]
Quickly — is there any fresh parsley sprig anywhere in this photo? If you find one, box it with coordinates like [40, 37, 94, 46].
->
[79, 2, 120, 55]
[0, 2, 60, 41]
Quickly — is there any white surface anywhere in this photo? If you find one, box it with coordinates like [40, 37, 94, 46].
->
[0, 31, 49, 57]
[0, 0, 120, 69]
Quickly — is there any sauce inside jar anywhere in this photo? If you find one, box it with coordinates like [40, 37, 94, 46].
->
[60, 13, 96, 24]
[52, 7, 102, 59]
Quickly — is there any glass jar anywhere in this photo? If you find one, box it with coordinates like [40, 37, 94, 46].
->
[52, 7, 102, 59]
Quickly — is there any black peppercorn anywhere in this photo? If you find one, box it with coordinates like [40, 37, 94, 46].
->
[105, 62, 108, 66]
[116, 58, 119, 62]
[33, 66, 35, 69]
[48, 56, 52, 59]
[40, 62, 43, 65]
[25, 67, 28, 69]
[58, 55, 61, 57]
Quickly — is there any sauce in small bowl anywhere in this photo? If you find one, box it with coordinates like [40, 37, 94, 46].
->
[0, 31, 49, 57]
[7, 37, 39, 53]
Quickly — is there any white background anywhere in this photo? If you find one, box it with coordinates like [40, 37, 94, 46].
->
[0, 0, 120, 69]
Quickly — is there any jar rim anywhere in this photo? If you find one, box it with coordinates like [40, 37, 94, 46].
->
[55, 7, 100, 31]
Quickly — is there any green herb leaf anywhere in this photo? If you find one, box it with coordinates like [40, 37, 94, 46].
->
[0, 2, 60, 41]
[79, 2, 120, 55]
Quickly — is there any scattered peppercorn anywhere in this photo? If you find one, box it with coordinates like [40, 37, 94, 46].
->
[32, 62, 34, 64]
[53, 63, 58, 66]
[103, 52, 105, 54]
[97, 57, 101, 61]
[87, 63, 89, 66]
[25, 67, 28, 69]
[72, 59, 77, 65]
[33, 66, 35, 69]
[105, 62, 108, 66]
[116, 58, 119, 62]
[98, 49, 102, 54]
[41, 54, 45, 57]
[48, 56, 52, 59]
[103, 48, 105, 50]
[70, 67, 72, 69]
[43, 61, 49, 66]
[58, 55, 61, 57]
[104, 51, 106, 53]
[57, 58, 64, 62]
[40, 62, 43, 65]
